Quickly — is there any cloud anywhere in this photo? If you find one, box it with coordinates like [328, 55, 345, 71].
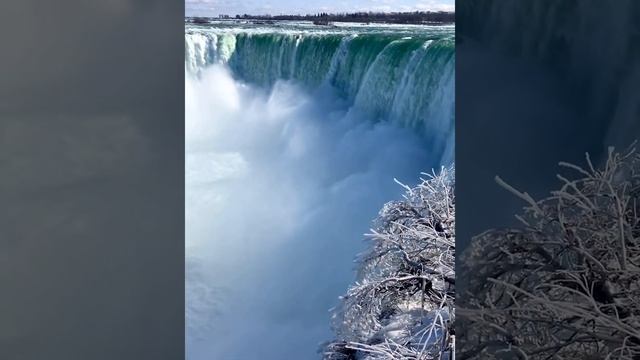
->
[416, 0, 455, 11]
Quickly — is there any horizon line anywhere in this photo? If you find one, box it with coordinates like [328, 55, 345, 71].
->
[185, 10, 455, 17]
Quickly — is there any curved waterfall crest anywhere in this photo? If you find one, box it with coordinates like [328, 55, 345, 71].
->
[185, 24, 454, 142]
[185, 22, 455, 360]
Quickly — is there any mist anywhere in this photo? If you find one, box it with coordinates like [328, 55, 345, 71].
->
[185, 64, 442, 359]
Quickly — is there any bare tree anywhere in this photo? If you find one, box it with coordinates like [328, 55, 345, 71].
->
[459, 146, 640, 359]
[324, 168, 455, 360]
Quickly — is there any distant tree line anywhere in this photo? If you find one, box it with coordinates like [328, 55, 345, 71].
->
[187, 11, 454, 25]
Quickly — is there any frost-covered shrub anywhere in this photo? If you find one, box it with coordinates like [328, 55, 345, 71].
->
[324, 168, 455, 360]
[459, 146, 640, 359]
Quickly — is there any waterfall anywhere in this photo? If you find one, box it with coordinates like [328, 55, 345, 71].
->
[185, 21, 455, 360]
[458, 0, 640, 149]
[185, 25, 454, 148]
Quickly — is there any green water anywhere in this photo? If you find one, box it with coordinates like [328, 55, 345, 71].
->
[185, 20, 454, 135]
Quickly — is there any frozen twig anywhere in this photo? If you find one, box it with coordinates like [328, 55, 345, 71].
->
[324, 167, 455, 360]
[459, 149, 640, 359]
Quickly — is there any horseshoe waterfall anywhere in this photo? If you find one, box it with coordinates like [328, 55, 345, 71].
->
[185, 21, 454, 360]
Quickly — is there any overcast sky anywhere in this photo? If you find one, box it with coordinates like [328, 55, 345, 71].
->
[186, 0, 454, 16]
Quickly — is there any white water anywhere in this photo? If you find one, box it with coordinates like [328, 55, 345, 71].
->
[186, 23, 453, 360]
[185, 22, 455, 149]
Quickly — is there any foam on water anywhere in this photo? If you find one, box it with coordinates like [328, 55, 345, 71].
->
[186, 22, 454, 145]
[185, 21, 454, 360]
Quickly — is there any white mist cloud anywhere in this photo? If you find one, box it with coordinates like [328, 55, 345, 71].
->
[186, 65, 438, 359]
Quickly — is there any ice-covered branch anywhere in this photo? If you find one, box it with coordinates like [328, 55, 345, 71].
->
[459, 146, 640, 359]
[324, 167, 455, 360]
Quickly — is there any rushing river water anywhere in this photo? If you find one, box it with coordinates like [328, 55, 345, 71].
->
[185, 20, 454, 359]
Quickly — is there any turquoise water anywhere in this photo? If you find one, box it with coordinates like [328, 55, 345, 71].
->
[186, 21, 454, 138]
[185, 20, 455, 360]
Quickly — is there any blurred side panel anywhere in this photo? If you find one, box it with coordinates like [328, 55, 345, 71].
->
[457, 0, 640, 358]
[0, 1, 185, 359]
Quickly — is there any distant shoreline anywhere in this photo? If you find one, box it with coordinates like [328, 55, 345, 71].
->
[186, 11, 454, 26]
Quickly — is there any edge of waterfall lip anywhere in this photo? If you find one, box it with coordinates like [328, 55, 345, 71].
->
[185, 22, 454, 132]
[184, 25, 455, 73]
[185, 25, 454, 139]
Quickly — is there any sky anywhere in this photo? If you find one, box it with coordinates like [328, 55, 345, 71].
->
[185, 0, 454, 17]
